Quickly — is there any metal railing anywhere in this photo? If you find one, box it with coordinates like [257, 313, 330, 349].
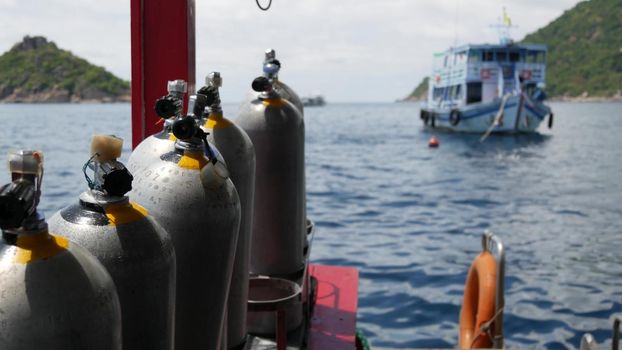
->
[580, 317, 620, 350]
[482, 231, 506, 349]
[613, 317, 620, 350]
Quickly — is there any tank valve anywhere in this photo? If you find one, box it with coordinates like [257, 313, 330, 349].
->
[84, 135, 133, 197]
[187, 94, 208, 119]
[0, 150, 44, 231]
[197, 72, 223, 115]
[263, 60, 280, 80]
[155, 79, 188, 119]
[172, 107, 216, 161]
[262, 48, 281, 80]
[206, 71, 222, 89]
[252, 76, 273, 93]
[172, 108, 229, 185]
[264, 48, 276, 62]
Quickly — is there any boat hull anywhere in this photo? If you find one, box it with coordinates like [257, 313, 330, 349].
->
[421, 94, 551, 133]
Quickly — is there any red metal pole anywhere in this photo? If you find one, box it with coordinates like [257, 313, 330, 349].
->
[130, 0, 196, 149]
[276, 309, 287, 350]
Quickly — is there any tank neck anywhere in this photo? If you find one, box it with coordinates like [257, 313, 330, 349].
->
[206, 105, 223, 116]
[80, 190, 129, 207]
[259, 90, 281, 100]
[3, 211, 48, 237]
[174, 139, 203, 153]
[208, 112, 223, 120]
[2, 229, 51, 246]
[162, 118, 174, 132]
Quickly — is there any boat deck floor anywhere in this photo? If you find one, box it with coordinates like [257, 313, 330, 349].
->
[246, 264, 359, 350]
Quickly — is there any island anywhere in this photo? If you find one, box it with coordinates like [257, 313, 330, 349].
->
[0, 36, 130, 103]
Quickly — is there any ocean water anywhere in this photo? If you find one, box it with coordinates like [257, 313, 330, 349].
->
[1, 102, 621, 349]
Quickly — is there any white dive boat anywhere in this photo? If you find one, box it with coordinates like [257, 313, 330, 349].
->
[301, 94, 325, 107]
[420, 22, 553, 135]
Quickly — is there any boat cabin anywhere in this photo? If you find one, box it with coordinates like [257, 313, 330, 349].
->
[427, 44, 547, 109]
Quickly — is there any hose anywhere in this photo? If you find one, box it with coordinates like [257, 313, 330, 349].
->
[255, 0, 272, 11]
[355, 328, 371, 350]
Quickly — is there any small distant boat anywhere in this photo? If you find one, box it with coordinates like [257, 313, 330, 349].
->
[420, 11, 553, 136]
[301, 94, 325, 107]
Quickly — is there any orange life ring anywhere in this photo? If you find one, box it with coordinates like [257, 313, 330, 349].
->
[459, 251, 497, 349]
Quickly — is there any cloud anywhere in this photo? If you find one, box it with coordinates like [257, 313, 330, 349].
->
[1, 0, 581, 102]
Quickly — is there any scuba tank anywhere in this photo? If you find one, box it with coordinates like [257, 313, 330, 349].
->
[47, 135, 176, 350]
[130, 105, 241, 350]
[0, 150, 122, 350]
[243, 48, 304, 115]
[200, 72, 256, 348]
[127, 79, 187, 175]
[128, 79, 225, 174]
[236, 76, 306, 277]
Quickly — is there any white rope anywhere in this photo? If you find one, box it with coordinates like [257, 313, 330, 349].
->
[468, 307, 504, 349]
[480, 93, 511, 143]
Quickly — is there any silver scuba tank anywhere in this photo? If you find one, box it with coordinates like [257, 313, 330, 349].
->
[0, 150, 122, 350]
[130, 109, 241, 350]
[243, 48, 304, 115]
[200, 72, 256, 349]
[127, 79, 187, 175]
[236, 76, 306, 277]
[47, 135, 176, 350]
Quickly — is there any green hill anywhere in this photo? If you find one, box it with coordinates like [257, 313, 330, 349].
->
[404, 77, 428, 101]
[0, 36, 130, 103]
[522, 0, 622, 98]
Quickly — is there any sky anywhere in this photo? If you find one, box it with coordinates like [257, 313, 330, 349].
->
[0, 0, 581, 102]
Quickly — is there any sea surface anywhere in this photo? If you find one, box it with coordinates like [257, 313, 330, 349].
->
[0, 102, 621, 349]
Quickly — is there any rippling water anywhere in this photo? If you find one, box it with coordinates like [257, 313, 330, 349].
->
[1, 102, 621, 349]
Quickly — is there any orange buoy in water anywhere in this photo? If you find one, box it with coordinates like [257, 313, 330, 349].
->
[428, 136, 439, 148]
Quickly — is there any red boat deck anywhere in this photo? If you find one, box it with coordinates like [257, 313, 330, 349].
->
[308, 264, 359, 350]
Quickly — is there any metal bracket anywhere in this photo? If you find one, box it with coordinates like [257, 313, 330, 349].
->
[482, 230, 506, 349]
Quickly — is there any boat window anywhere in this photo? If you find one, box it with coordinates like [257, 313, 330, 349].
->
[483, 51, 494, 62]
[444, 55, 448, 67]
[526, 51, 537, 63]
[502, 66, 514, 79]
[524, 82, 536, 96]
[455, 85, 462, 100]
[433, 87, 445, 100]
[536, 51, 546, 63]
[468, 50, 481, 62]
[509, 51, 520, 62]
[496, 51, 507, 62]
[456, 51, 467, 64]
[466, 82, 482, 104]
